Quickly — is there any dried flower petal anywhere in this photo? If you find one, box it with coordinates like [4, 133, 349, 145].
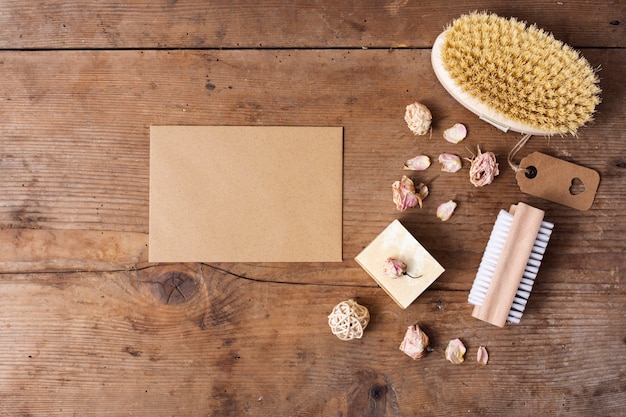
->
[467, 146, 499, 187]
[383, 257, 407, 278]
[477, 346, 489, 365]
[438, 153, 462, 173]
[404, 102, 432, 136]
[402, 155, 431, 171]
[417, 182, 429, 206]
[445, 338, 466, 364]
[443, 123, 467, 144]
[399, 324, 430, 360]
[437, 200, 457, 221]
[392, 175, 419, 211]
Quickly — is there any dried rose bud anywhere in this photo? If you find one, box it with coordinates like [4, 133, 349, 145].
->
[402, 155, 431, 171]
[392, 176, 427, 210]
[438, 153, 462, 173]
[404, 102, 432, 136]
[467, 146, 499, 187]
[443, 123, 467, 144]
[445, 338, 466, 364]
[383, 257, 407, 278]
[437, 200, 457, 221]
[392, 175, 419, 211]
[399, 324, 430, 360]
[477, 346, 489, 365]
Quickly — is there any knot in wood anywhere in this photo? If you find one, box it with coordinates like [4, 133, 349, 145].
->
[150, 271, 199, 305]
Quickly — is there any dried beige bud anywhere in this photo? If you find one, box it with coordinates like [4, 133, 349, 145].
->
[383, 257, 407, 278]
[404, 102, 432, 136]
[438, 153, 462, 173]
[399, 324, 430, 360]
[443, 123, 467, 144]
[467, 146, 499, 187]
[402, 155, 431, 171]
[437, 200, 457, 221]
[445, 338, 466, 364]
[477, 346, 489, 365]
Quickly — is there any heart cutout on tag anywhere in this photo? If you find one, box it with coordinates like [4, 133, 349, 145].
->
[569, 177, 586, 196]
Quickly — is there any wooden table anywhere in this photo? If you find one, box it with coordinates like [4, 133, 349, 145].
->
[0, 1, 624, 415]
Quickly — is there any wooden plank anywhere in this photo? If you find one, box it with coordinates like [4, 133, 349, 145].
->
[0, 230, 147, 272]
[0, 268, 624, 416]
[0, 49, 623, 280]
[0, 0, 623, 49]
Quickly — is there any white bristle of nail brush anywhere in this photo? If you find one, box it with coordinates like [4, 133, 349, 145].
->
[468, 210, 554, 324]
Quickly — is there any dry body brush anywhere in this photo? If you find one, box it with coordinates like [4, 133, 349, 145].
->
[432, 12, 601, 136]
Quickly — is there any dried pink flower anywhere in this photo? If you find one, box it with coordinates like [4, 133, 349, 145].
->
[477, 346, 489, 365]
[383, 258, 422, 279]
[437, 200, 457, 221]
[402, 155, 431, 171]
[443, 123, 467, 144]
[399, 324, 430, 360]
[438, 153, 462, 173]
[467, 146, 499, 187]
[392, 175, 426, 210]
[383, 258, 422, 278]
[404, 102, 432, 136]
[383, 257, 407, 278]
[445, 338, 466, 364]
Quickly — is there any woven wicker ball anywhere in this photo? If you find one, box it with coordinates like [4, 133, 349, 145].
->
[327, 299, 370, 341]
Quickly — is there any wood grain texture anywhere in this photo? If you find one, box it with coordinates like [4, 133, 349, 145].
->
[0, 49, 623, 276]
[0, 1, 624, 416]
[0, 269, 624, 416]
[0, 0, 623, 49]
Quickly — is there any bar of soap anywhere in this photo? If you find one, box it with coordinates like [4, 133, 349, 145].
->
[355, 220, 445, 309]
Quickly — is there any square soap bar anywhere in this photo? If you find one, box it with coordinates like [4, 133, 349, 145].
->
[355, 219, 445, 309]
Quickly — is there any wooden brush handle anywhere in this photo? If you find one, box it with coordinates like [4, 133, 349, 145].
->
[472, 203, 545, 327]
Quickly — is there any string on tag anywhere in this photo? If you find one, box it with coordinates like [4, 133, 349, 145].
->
[507, 133, 533, 174]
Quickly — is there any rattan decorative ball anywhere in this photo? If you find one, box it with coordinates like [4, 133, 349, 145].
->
[327, 299, 370, 341]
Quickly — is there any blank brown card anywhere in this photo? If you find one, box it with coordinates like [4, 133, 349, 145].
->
[149, 126, 343, 263]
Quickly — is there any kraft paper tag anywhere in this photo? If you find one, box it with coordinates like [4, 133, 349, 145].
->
[516, 152, 600, 211]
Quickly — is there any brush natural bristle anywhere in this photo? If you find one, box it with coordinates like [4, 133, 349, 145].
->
[440, 12, 601, 135]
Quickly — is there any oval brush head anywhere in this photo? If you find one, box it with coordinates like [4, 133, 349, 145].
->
[431, 12, 601, 136]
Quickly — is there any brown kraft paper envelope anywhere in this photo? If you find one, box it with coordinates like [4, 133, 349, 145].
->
[149, 126, 343, 262]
